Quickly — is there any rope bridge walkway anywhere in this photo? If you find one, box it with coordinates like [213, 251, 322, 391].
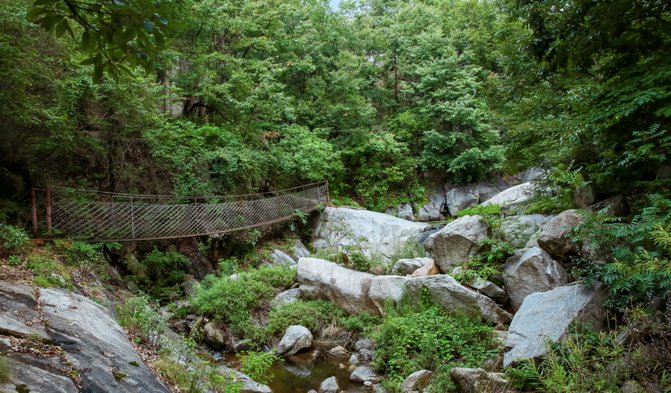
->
[36, 182, 329, 242]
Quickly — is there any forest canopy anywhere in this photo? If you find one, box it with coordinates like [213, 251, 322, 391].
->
[0, 0, 669, 212]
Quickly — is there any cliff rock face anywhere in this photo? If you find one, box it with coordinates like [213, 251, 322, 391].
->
[0, 282, 169, 393]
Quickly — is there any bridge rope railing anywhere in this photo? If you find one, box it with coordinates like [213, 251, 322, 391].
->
[40, 182, 329, 241]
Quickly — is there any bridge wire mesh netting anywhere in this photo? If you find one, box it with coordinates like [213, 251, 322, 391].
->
[47, 182, 328, 241]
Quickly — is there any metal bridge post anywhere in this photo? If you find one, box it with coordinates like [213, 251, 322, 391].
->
[130, 196, 136, 240]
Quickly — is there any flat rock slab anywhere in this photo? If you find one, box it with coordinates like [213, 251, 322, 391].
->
[0, 281, 169, 393]
[504, 283, 606, 366]
[481, 182, 534, 208]
[312, 207, 429, 261]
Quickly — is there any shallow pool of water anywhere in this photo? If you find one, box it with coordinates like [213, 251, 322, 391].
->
[221, 351, 364, 393]
[266, 351, 363, 393]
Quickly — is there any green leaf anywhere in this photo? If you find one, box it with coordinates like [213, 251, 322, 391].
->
[143, 20, 154, 33]
[82, 30, 92, 50]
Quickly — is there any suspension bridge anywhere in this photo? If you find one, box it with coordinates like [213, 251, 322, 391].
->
[32, 182, 329, 242]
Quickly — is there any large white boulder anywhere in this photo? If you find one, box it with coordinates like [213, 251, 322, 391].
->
[503, 247, 568, 311]
[297, 258, 407, 315]
[446, 185, 480, 216]
[423, 215, 489, 272]
[312, 207, 429, 261]
[405, 275, 512, 325]
[298, 259, 511, 323]
[481, 182, 534, 208]
[504, 283, 606, 366]
[277, 325, 313, 356]
[537, 210, 583, 259]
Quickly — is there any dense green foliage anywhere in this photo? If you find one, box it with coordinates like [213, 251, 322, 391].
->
[191, 265, 295, 335]
[2, 1, 671, 390]
[372, 293, 498, 392]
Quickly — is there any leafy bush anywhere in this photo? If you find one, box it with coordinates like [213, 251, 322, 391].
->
[192, 266, 296, 335]
[0, 224, 28, 257]
[116, 295, 166, 348]
[270, 125, 343, 183]
[527, 164, 591, 214]
[238, 351, 278, 384]
[571, 194, 671, 310]
[372, 293, 497, 391]
[125, 247, 190, 299]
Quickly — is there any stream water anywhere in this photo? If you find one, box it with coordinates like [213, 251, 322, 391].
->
[221, 351, 364, 393]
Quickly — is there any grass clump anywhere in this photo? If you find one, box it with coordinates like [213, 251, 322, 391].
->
[191, 265, 296, 335]
[507, 310, 671, 393]
[116, 294, 166, 348]
[155, 354, 241, 393]
[371, 292, 498, 392]
[0, 356, 11, 384]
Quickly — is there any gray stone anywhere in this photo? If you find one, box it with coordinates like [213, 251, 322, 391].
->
[401, 370, 432, 392]
[397, 203, 415, 221]
[312, 207, 429, 261]
[350, 365, 381, 383]
[519, 167, 546, 183]
[504, 283, 606, 366]
[0, 356, 79, 393]
[0, 282, 168, 393]
[218, 365, 272, 393]
[277, 325, 313, 356]
[418, 191, 447, 222]
[373, 385, 389, 393]
[503, 247, 568, 311]
[467, 277, 509, 305]
[450, 367, 508, 393]
[203, 321, 229, 350]
[271, 288, 301, 308]
[318, 376, 340, 393]
[481, 182, 534, 208]
[446, 184, 480, 216]
[182, 276, 199, 297]
[355, 338, 375, 351]
[294, 239, 311, 259]
[406, 275, 512, 325]
[501, 214, 553, 248]
[271, 249, 297, 266]
[327, 345, 349, 358]
[590, 196, 629, 217]
[348, 354, 359, 365]
[410, 259, 441, 276]
[298, 258, 407, 316]
[357, 348, 375, 362]
[537, 210, 583, 259]
[298, 259, 510, 323]
[423, 215, 489, 272]
[477, 179, 510, 203]
[392, 257, 433, 275]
